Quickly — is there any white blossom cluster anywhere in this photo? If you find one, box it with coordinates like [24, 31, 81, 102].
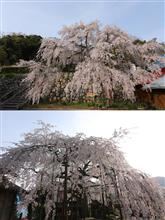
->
[0, 122, 165, 219]
[21, 21, 165, 104]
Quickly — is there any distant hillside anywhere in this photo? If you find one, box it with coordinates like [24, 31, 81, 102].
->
[153, 177, 165, 187]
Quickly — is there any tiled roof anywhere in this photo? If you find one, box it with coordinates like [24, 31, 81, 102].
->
[149, 75, 165, 89]
[143, 68, 165, 90]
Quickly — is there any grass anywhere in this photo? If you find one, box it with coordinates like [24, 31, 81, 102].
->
[23, 100, 156, 110]
[24, 102, 98, 110]
[108, 101, 141, 110]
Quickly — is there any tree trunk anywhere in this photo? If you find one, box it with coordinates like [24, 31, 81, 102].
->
[111, 168, 125, 220]
[63, 147, 68, 220]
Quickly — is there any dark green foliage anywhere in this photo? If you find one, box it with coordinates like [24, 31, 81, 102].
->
[0, 34, 42, 66]
[133, 39, 146, 45]
[61, 63, 76, 73]
[0, 66, 29, 74]
[0, 46, 8, 65]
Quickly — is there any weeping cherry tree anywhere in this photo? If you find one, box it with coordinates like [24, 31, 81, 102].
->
[19, 21, 165, 104]
[0, 122, 165, 220]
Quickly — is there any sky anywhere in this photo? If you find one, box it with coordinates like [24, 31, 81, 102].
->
[0, 110, 165, 177]
[0, 0, 164, 42]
